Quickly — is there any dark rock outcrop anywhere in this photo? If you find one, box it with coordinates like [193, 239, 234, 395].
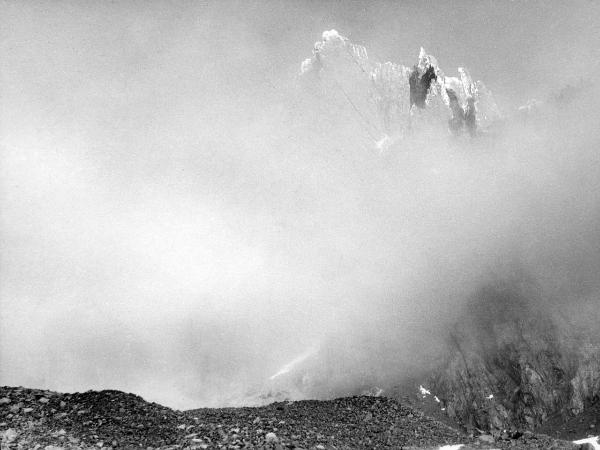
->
[426, 279, 600, 436]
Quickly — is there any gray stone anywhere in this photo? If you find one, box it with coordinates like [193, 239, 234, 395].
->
[1, 428, 18, 444]
[265, 432, 278, 443]
[478, 434, 495, 443]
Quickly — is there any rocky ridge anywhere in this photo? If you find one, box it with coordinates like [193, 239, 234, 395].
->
[0, 386, 585, 449]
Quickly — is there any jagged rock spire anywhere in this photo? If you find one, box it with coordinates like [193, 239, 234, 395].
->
[300, 30, 503, 144]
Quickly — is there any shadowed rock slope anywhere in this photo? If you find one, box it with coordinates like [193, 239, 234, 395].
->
[425, 280, 600, 437]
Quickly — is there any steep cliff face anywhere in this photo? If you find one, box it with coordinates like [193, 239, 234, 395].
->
[427, 281, 600, 434]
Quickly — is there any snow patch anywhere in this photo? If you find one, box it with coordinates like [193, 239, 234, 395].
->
[269, 347, 318, 380]
[438, 445, 464, 450]
[574, 436, 600, 449]
[375, 134, 393, 152]
[300, 58, 313, 75]
[322, 29, 343, 42]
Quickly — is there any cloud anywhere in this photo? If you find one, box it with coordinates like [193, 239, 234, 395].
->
[1, 1, 600, 409]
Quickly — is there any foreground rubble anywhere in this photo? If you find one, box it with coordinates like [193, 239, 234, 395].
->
[0, 386, 586, 449]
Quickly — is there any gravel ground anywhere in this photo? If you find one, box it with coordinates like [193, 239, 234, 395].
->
[0, 386, 584, 449]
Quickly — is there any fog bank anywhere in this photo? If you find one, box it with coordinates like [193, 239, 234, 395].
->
[1, 1, 600, 409]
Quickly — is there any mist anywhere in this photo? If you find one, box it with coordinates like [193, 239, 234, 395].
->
[1, 1, 600, 409]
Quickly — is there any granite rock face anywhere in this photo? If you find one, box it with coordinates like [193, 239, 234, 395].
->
[427, 280, 600, 435]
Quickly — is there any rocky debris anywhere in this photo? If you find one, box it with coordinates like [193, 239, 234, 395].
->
[0, 386, 184, 449]
[0, 386, 584, 449]
[185, 395, 468, 449]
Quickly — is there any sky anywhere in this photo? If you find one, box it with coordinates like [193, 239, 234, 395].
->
[2, 0, 600, 409]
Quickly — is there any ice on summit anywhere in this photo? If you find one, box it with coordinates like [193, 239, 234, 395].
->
[300, 29, 369, 77]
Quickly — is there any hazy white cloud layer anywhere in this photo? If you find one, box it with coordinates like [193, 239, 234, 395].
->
[2, 1, 600, 409]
